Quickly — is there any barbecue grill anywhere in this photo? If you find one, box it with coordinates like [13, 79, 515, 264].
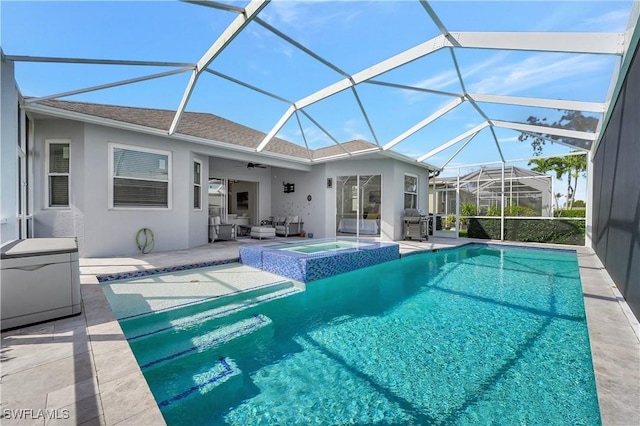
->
[402, 208, 431, 241]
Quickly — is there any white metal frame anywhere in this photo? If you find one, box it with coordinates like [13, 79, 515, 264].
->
[6, 0, 637, 174]
[169, 0, 269, 135]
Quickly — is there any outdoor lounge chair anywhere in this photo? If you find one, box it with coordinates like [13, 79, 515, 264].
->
[275, 216, 303, 237]
[209, 216, 235, 242]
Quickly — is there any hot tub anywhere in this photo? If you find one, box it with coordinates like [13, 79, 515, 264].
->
[239, 238, 399, 282]
[1, 238, 81, 330]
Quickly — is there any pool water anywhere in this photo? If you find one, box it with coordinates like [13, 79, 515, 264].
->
[119, 244, 600, 425]
[271, 240, 369, 254]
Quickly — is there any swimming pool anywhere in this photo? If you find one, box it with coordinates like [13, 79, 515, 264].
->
[118, 244, 600, 425]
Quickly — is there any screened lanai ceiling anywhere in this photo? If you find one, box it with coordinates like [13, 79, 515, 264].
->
[2, 0, 639, 170]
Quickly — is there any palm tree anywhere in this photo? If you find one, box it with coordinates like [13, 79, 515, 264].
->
[555, 193, 563, 212]
[529, 157, 570, 216]
[528, 157, 555, 174]
[564, 154, 587, 209]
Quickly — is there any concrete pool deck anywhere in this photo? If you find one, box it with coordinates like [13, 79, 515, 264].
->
[1, 237, 638, 425]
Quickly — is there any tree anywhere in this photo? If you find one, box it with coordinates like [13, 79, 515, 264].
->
[518, 110, 598, 155]
[528, 157, 555, 174]
[555, 193, 563, 212]
[528, 155, 586, 213]
[521, 110, 593, 213]
[529, 156, 567, 215]
[564, 155, 587, 209]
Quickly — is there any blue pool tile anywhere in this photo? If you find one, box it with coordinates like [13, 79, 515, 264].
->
[239, 240, 400, 282]
[97, 258, 239, 282]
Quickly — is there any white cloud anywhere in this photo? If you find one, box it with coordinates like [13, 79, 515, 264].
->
[247, 60, 271, 76]
[399, 71, 459, 104]
[462, 51, 512, 80]
[277, 124, 335, 149]
[394, 147, 428, 160]
[264, 1, 303, 26]
[530, 3, 576, 32]
[499, 136, 521, 143]
[246, 21, 296, 60]
[413, 71, 460, 92]
[583, 9, 630, 32]
[263, 1, 362, 35]
[467, 53, 611, 96]
[342, 118, 367, 141]
[402, 52, 510, 104]
[275, 43, 294, 58]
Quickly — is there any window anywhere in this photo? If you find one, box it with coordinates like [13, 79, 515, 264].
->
[46, 140, 70, 208]
[193, 160, 202, 210]
[404, 174, 418, 209]
[110, 143, 171, 208]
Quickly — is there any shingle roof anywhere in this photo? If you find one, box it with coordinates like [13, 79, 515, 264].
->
[36, 99, 317, 160]
[312, 139, 379, 160]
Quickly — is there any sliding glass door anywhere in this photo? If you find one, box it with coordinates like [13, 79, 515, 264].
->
[207, 178, 227, 221]
[336, 175, 381, 237]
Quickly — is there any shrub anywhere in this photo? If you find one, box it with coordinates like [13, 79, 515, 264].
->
[460, 203, 477, 229]
[467, 217, 585, 245]
[461, 203, 478, 216]
[504, 205, 537, 217]
[554, 209, 585, 218]
[486, 205, 501, 216]
[443, 214, 456, 229]
[482, 205, 537, 217]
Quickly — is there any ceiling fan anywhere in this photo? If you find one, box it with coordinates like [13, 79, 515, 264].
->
[247, 162, 267, 169]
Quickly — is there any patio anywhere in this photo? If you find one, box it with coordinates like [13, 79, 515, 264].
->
[1, 238, 638, 425]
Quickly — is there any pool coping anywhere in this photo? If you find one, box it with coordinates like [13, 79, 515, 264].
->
[1, 239, 638, 425]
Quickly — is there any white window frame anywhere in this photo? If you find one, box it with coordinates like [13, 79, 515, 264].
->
[193, 159, 203, 210]
[45, 139, 71, 209]
[404, 173, 418, 210]
[108, 142, 172, 210]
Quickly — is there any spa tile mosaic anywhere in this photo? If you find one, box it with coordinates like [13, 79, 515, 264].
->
[239, 241, 400, 282]
[96, 258, 238, 282]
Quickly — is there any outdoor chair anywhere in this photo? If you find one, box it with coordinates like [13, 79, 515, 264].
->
[209, 216, 236, 242]
[275, 215, 304, 237]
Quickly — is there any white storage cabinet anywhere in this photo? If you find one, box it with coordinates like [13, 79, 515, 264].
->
[1, 238, 81, 330]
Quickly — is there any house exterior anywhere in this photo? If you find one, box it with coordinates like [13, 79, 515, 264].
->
[1, 57, 434, 257]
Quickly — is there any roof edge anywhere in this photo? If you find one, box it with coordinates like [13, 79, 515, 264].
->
[24, 102, 313, 171]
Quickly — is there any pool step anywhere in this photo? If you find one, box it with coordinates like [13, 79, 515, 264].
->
[138, 314, 273, 371]
[156, 357, 243, 408]
[120, 281, 298, 340]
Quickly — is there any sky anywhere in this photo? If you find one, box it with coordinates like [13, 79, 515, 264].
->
[1, 0, 637, 203]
